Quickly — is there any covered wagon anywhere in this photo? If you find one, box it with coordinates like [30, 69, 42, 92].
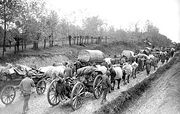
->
[77, 50, 105, 64]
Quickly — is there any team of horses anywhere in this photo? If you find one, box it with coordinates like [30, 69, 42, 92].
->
[0, 47, 175, 93]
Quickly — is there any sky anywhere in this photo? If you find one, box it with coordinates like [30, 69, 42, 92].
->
[45, 0, 180, 43]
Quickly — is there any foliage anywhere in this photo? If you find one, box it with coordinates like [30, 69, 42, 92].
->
[0, 0, 173, 53]
[83, 16, 105, 36]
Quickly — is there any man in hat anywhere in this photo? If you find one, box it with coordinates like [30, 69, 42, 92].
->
[101, 71, 111, 104]
[19, 71, 35, 114]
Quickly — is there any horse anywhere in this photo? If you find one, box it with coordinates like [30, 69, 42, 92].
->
[38, 65, 66, 81]
[122, 62, 133, 84]
[131, 61, 138, 79]
[109, 65, 123, 90]
[104, 58, 112, 66]
[95, 64, 107, 75]
[150, 56, 159, 70]
[159, 51, 166, 64]
[145, 58, 151, 75]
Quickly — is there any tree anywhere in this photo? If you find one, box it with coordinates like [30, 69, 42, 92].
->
[0, 0, 23, 56]
[83, 16, 104, 36]
[141, 20, 172, 47]
[145, 20, 159, 33]
[18, 0, 46, 50]
[46, 10, 59, 47]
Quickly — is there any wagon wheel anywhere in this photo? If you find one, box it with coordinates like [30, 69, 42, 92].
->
[71, 82, 85, 110]
[47, 79, 60, 106]
[93, 75, 103, 99]
[0, 85, 16, 105]
[36, 79, 46, 95]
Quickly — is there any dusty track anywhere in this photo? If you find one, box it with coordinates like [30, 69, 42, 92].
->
[0, 65, 158, 114]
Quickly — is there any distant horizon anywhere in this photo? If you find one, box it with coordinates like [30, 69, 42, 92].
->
[45, 0, 180, 43]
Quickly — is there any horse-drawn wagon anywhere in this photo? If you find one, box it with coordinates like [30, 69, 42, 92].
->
[78, 49, 105, 65]
[47, 50, 105, 110]
[0, 65, 48, 105]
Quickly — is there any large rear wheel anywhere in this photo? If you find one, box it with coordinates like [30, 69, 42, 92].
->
[93, 75, 103, 99]
[47, 80, 60, 106]
[0, 85, 16, 105]
[71, 82, 85, 110]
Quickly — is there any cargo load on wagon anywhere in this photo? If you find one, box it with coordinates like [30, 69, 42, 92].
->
[77, 50, 105, 63]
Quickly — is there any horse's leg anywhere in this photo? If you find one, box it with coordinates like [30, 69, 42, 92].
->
[117, 79, 121, 89]
[127, 74, 130, 83]
[132, 69, 135, 79]
[112, 81, 115, 90]
[134, 68, 137, 78]
[111, 78, 115, 90]
[122, 71, 126, 85]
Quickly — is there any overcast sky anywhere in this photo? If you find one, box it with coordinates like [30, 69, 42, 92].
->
[45, 0, 180, 43]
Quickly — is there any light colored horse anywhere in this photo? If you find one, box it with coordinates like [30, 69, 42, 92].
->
[122, 62, 133, 84]
[131, 61, 138, 78]
[95, 65, 107, 75]
[38, 65, 66, 80]
[104, 58, 112, 65]
[109, 66, 123, 89]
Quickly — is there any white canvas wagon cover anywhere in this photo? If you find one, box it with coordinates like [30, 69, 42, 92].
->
[78, 50, 105, 63]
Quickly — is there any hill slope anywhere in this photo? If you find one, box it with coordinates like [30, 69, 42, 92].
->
[0, 41, 143, 67]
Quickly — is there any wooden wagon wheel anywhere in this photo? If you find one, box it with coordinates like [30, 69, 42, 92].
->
[0, 85, 16, 105]
[36, 79, 46, 95]
[71, 82, 85, 110]
[47, 79, 60, 106]
[93, 75, 103, 99]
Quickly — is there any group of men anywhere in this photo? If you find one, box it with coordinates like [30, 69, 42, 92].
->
[17, 47, 176, 113]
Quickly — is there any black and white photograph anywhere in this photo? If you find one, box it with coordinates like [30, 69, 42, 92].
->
[0, 0, 179, 114]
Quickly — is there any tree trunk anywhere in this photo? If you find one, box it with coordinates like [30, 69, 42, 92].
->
[77, 37, 79, 45]
[17, 41, 20, 52]
[87, 37, 89, 44]
[14, 44, 16, 54]
[69, 35, 71, 46]
[9, 41, 11, 49]
[33, 41, 38, 50]
[22, 41, 24, 51]
[24, 41, 27, 49]
[105, 36, 107, 43]
[2, 4, 6, 57]
[73, 37, 76, 45]
[51, 32, 54, 47]
[44, 39, 46, 49]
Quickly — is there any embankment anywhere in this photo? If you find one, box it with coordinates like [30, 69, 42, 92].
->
[94, 51, 180, 114]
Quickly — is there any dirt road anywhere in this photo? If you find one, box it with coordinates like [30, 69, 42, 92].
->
[124, 61, 180, 114]
[0, 67, 158, 114]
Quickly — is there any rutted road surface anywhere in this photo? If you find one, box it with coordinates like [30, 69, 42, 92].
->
[0, 66, 160, 114]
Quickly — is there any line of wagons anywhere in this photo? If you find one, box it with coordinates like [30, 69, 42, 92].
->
[0, 50, 107, 110]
